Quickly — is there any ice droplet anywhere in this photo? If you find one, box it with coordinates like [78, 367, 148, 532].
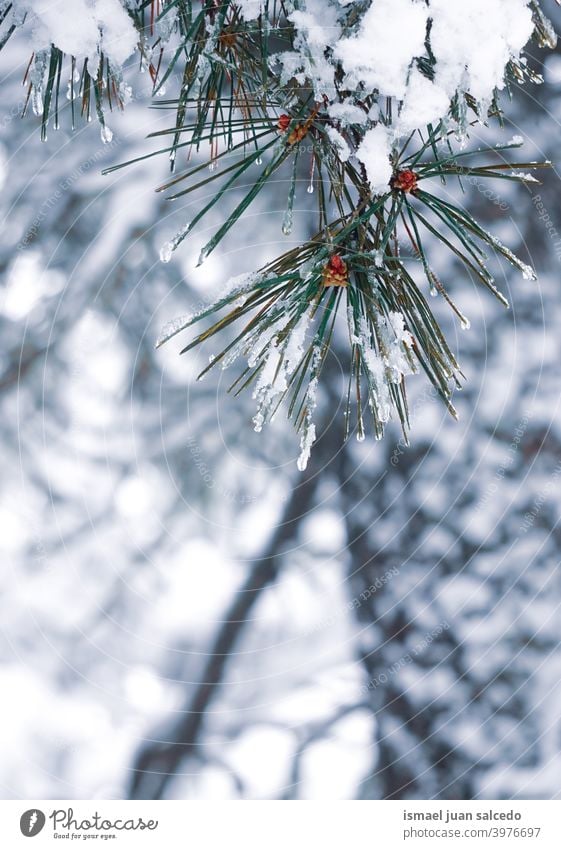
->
[430, 284, 438, 298]
[307, 183, 314, 194]
[197, 246, 210, 267]
[296, 453, 308, 471]
[282, 209, 293, 235]
[460, 317, 471, 330]
[100, 124, 113, 144]
[160, 242, 173, 263]
[255, 156, 262, 165]
[521, 265, 537, 281]
[32, 90, 43, 117]
[356, 432, 365, 443]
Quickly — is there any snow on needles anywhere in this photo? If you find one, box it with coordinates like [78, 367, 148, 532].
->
[356, 125, 392, 195]
[8, 0, 539, 190]
[275, 0, 536, 193]
[334, 0, 430, 101]
[15, 0, 138, 73]
[9, 0, 540, 468]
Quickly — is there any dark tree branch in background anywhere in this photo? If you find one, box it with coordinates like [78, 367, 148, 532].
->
[337, 441, 477, 800]
[283, 702, 369, 800]
[128, 408, 345, 799]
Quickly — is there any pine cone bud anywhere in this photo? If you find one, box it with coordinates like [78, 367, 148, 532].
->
[322, 254, 348, 287]
[277, 114, 290, 132]
[288, 123, 308, 145]
[391, 169, 419, 194]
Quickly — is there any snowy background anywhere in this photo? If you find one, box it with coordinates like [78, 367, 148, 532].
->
[2, 7, 561, 800]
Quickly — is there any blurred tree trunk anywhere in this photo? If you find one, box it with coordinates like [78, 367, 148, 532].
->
[129, 405, 345, 799]
[337, 440, 478, 799]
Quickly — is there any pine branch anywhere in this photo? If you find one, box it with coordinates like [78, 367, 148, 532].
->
[0, 0, 556, 467]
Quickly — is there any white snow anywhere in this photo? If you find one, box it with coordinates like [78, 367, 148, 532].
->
[325, 126, 351, 162]
[17, 0, 138, 72]
[277, 0, 536, 161]
[430, 0, 533, 103]
[335, 0, 429, 101]
[8, 0, 541, 167]
[356, 125, 393, 195]
[397, 68, 450, 134]
[236, 0, 264, 20]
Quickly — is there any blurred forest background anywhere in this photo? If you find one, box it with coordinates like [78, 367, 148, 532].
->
[2, 7, 561, 801]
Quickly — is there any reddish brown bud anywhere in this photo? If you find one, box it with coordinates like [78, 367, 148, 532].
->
[322, 254, 348, 287]
[391, 169, 419, 194]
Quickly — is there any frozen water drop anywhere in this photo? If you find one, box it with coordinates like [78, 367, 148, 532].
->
[460, 317, 471, 330]
[255, 156, 262, 165]
[160, 242, 173, 263]
[282, 208, 293, 235]
[356, 432, 365, 443]
[32, 90, 43, 117]
[100, 124, 113, 144]
[297, 453, 309, 472]
[307, 184, 314, 194]
[197, 246, 210, 267]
